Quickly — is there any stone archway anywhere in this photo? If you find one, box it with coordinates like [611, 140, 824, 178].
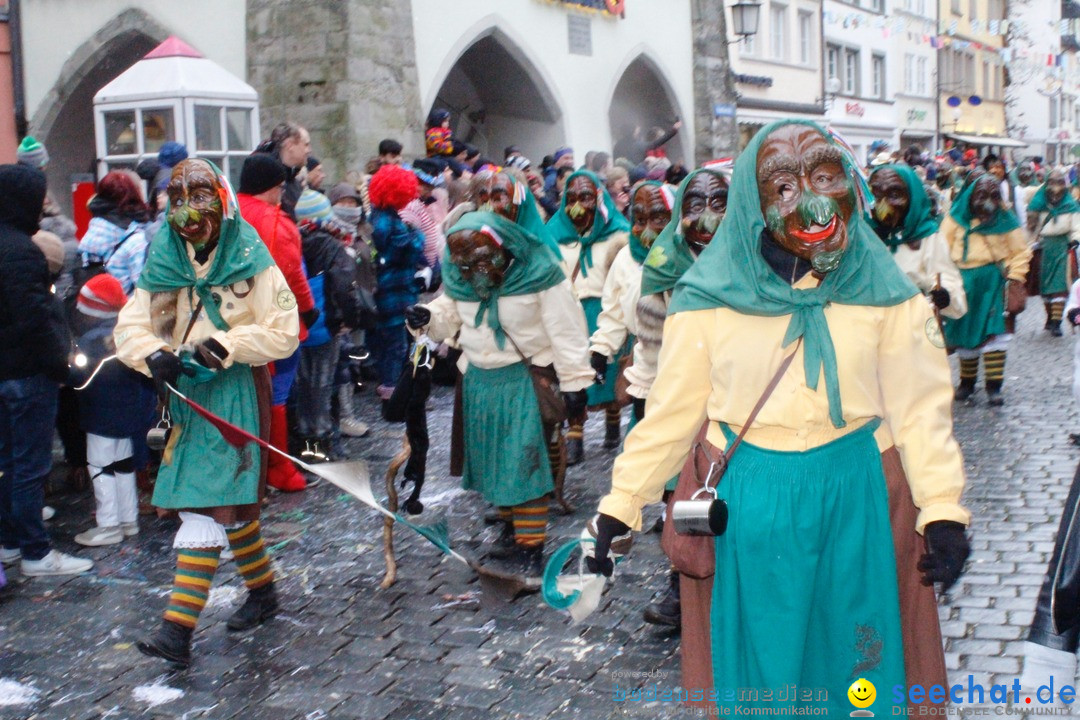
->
[429, 26, 564, 164]
[608, 53, 689, 165]
[30, 9, 169, 214]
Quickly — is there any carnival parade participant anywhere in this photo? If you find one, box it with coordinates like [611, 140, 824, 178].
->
[404, 212, 592, 578]
[588, 121, 970, 716]
[546, 169, 631, 464]
[114, 158, 300, 667]
[868, 163, 967, 320]
[941, 172, 1030, 405]
[1026, 169, 1080, 336]
[624, 166, 730, 415]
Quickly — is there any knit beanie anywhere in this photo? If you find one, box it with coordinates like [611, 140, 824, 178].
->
[294, 189, 332, 223]
[306, 156, 321, 173]
[78, 274, 127, 318]
[239, 153, 287, 195]
[16, 136, 48, 169]
[31, 230, 64, 275]
[158, 142, 189, 168]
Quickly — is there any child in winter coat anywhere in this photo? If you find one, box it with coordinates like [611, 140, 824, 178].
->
[69, 274, 156, 546]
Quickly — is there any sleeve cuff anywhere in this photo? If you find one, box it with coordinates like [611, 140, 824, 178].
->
[915, 501, 971, 535]
[211, 330, 236, 369]
[598, 490, 647, 532]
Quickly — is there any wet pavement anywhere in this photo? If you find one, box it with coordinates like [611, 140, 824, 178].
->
[0, 306, 1077, 719]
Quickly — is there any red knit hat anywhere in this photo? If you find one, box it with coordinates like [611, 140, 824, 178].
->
[77, 274, 127, 318]
[368, 164, 418, 211]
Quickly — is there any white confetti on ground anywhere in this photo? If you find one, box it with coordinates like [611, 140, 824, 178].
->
[132, 682, 184, 707]
[0, 678, 39, 706]
[203, 584, 244, 609]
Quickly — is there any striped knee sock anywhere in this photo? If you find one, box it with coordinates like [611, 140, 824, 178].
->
[566, 423, 584, 441]
[512, 496, 549, 548]
[497, 506, 512, 523]
[547, 432, 565, 481]
[605, 405, 621, 430]
[226, 522, 274, 590]
[163, 547, 221, 629]
[983, 350, 1006, 383]
[1050, 301, 1065, 324]
[959, 357, 979, 381]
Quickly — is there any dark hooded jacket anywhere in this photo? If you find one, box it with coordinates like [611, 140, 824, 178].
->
[0, 164, 69, 381]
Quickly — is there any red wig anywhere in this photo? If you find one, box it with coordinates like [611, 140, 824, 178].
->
[368, 164, 418, 211]
[95, 171, 148, 220]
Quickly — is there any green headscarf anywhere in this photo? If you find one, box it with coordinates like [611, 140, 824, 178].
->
[670, 120, 919, 429]
[504, 173, 562, 260]
[947, 175, 1022, 261]
[867, 163, 941, 252]
[1027, 181, 1080, 220]
[545, 169, 630, 278]
[443, 211, 566, 349]
[640, 168, 728, 296]
[627, 180, 666, 265]
[137, 159, 275, 332]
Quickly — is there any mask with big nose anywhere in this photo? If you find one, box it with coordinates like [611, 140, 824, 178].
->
[680, 171, 729, 255]
[630, 183, 672, 250]
[969, 175, 1002, 224]
[757, 124, 856, 275]
[447, 228, 510, 300]
[869, 167, 910, 232]
[167, 159, 224, 249]
[1046, 169, 1068, 206]
[471, 171, 518, 222]
[563, 175, 597, 235]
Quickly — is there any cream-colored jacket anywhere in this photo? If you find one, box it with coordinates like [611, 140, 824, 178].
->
[588, 245, 642, 359]
[114, 245, 300, 374]
[940, 214, 1031, 281]
[559, 231, 629, 300]
[598, 275, 969, 535]
[1031, 209, 1080, 247]
[890, 231, 968, 320]
[422, 279, 594, 392]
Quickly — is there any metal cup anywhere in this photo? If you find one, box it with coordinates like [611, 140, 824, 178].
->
[671, 487, 729, 537]
[147, 426, 171, 451]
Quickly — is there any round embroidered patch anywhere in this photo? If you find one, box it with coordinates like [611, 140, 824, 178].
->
[276, 290, 297, 311]
[925, 317, 945, 349]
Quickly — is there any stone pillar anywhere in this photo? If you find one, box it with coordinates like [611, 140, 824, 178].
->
[247, 0, 423, 182]
[690, 0, 739, 164]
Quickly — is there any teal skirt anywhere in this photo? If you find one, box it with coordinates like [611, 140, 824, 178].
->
[581, 297, 628, 407]
[1040, 234, 1070, 296]
[710, 419, 904, 717]
[154, 363, 261, 510]
[461, 362, 553, 507]
[943, 264, 1005, 349]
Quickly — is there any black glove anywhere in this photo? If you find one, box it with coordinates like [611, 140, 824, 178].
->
[586, 513, 632, 577]
[562, 389, 588, 419]
[145, 350, 189, 399]
[1069, 307, 1080, 327]
[300, 307, 320, 330]
[929, 287, 950, 310]
[193, 337, 229, 370]
[404, 304, 431, 330]
[590, 352, 609, 386]
[918, 520, 970, 591]
[632, 397, 646, 422]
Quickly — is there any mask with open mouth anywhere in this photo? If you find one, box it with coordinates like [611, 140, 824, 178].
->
[630, 182, 671, 251]
[447, 228, 510, 300]
[757, 124, 855, 276]
[563, 176, 597, 235]
[167, 159, 224, 250]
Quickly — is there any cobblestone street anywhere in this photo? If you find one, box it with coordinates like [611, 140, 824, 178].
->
[0, 307, 1076, 719]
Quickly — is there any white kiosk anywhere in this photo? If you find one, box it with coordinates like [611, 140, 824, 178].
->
[93, 36, 260, 188]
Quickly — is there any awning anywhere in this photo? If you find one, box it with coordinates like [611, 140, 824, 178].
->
[900, 129, 935, 138]
[944, 133, 1028, 148]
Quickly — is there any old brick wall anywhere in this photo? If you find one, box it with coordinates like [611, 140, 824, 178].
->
[247, 0, 423, 182]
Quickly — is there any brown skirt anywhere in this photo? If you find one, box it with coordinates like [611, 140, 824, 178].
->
[182, 364, 272, 525]
[678, 445, 946, 713]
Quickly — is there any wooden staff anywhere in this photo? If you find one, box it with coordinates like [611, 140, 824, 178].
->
[380, 433, 411, 590]
[932, 272, 945, 336]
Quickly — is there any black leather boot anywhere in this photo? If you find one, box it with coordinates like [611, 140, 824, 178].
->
[485, 521, 517, 560]
[643, 570, 681, 628]
[603, 419, 622, 449]
[227, 583, 279, 631]
[137, 619, 193, 667]
[953, 377, 976, 401]
[565, 436, 584, 466]
[985, 379, 1004, 406]
[487, 543, 544, 587]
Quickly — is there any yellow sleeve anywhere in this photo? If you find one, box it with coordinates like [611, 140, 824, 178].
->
[423, 292, 462, 344]
[878, 295, 970, 533]
[538, 280, 594, 391]
[113, 289, 169, 376]
[1002, 227, 1033, 282]
[598, 309, 712, 530]
[211, 265, 300, 367]
[588, 253, 628, 358]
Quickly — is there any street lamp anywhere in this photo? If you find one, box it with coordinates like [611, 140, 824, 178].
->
[729, 0, 761, 44]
